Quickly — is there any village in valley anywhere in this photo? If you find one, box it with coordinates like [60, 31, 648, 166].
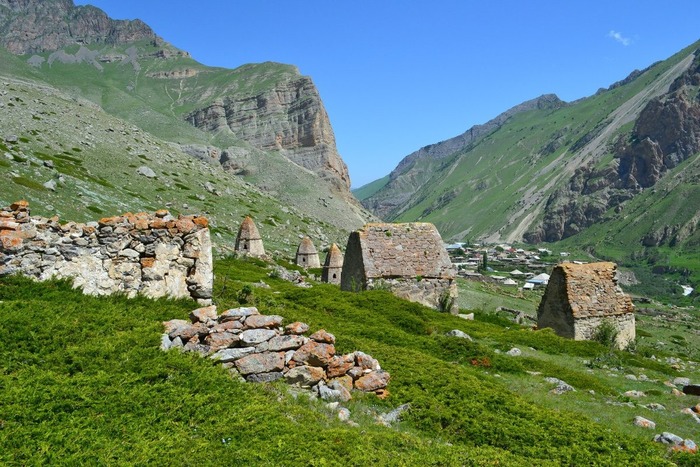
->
[446, 242, 558, 289]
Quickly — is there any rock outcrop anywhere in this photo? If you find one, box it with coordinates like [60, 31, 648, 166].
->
[0, 201, 213, 304]
[186, 75, 351, 193]
[0, 0, 160, 54]
[163, 305, 390, 399]
[526, 50, 700, 244]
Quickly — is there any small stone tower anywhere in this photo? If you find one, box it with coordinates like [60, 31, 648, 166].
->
[295, 236, 320, 269]
[234, 216, 265, 258]
[321, 243, 344, 284]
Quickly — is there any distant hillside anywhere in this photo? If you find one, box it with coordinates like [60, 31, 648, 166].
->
[361, 40, 700, 295]
[0, 0, 369, 243]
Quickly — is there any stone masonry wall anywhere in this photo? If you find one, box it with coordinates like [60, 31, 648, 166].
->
[573, 313, 636, 350]
[0, 201, 213, 304]
[367, 277, 458, 313]
[162, 305, 390, 400]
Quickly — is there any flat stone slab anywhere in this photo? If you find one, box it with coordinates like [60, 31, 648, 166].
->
[210, 347, 255, 363]
[240, 328, 277, 345]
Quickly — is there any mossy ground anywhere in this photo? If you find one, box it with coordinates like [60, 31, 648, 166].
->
[2, 257, 699, 465]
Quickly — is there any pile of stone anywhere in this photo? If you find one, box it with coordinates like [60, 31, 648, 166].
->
[0, 201, 212, 304]
[161, 305, 390, 400]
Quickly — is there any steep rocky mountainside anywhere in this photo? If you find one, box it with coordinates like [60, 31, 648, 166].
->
[0, 74, 352, 256]
[359, 42, 700, 256]
[0, 0, 367, 236]
[186, 74, 351, 192]
[0, 0, 158, 54]
[359, 94, 566, 219]
[525, 51, 700, 246]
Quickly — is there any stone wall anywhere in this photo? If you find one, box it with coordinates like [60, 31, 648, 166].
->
[0, 201, 213, 304]
[573, 313, 636, 349]
[162, 305, 390, 400]
[367, 277, 457, 312]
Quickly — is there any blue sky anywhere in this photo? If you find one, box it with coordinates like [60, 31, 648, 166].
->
[75, 1, 700, 188]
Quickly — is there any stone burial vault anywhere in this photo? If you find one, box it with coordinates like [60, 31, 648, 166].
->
[340, 222, 458, 313]
[537, 261, 635, 349]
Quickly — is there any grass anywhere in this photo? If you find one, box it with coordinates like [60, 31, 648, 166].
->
[3, 257, 698, 465]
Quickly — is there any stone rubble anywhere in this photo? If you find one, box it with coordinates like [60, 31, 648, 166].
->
[162, 305, 390, 400]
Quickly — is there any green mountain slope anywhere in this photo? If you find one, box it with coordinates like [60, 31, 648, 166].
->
[0, 0, 369, 240]
[4, 258, 697, 465]
[0, 72, 349, 256]
[362, 40, 700, 296]
[352, 175, 390, 201]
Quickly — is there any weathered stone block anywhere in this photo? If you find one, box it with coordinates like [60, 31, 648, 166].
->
[292, 341, 335, 366]
[285, 321, 309, 335]
[240, 329, 277, 345]
[355, 370, 390, 392]
[235, 352, 285, 376]
[210, 347, 256, 363]
[244, 314, 283, 329]
[284, 365, 326, 387]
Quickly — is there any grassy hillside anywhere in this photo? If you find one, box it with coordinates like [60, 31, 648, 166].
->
[0, 42, 368, 235]
[2, 257, 699, 465]
[352, 175, 390, 201]
[0, 76, 350, 257]
[389, 41, 697, 241]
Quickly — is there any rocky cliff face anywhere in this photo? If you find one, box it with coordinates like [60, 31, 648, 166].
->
[362, 94, 565, 219]
[0, 0, 159, 54]
[186, 75, 351, 192]
[525, 51, 700, 244]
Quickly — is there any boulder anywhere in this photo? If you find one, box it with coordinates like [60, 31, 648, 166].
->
[327, 354, 355, 378]
[266, 335, 305, 352]
[310, 329, 335, 344]
[246, 372, 283, 383]
[204, 331, 240, 351]
[445, 329, 472, 340]
[245, 314, 283, 329]
[654, 432, 684, 445]
[189, 305, 217, 323]
[506, 347, 522, 357]
[210, 347, 256, 363]
[354, 351, 380, 371]
[285, 321, 309, 335]
[633, 416, 655, 429]
[220, 307, 259, 321]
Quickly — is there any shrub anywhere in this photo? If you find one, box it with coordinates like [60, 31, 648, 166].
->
[592, 319, 619, 349]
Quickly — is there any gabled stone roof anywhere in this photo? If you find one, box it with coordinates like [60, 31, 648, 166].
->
[349, 223, 454, 279]
[554, 262, 633, 318]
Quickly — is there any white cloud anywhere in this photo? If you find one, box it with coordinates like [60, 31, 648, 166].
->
[608, 30, 632, 46]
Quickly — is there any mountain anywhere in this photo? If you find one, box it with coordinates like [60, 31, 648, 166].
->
[357, 93, 566, 218]
[358, 41, 700, 290]
[0, 0, 369, 248]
